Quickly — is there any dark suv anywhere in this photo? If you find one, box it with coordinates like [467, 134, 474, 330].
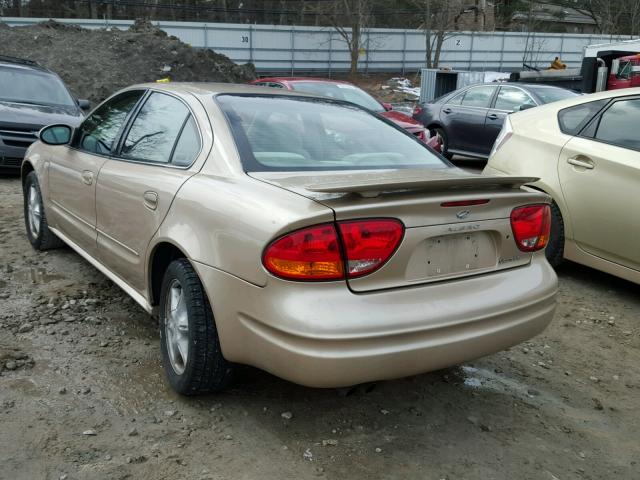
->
[0, 56, 88, 173]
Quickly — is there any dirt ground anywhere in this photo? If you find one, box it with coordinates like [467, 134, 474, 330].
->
[0, 173, 639, 480]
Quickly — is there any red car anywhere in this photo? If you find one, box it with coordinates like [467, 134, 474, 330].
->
[249, 77, 442, 152]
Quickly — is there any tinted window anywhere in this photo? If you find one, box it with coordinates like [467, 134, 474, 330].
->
[494, 87, 536, 111]
[558, 99, 608, 135]
[528, 86, 579, 104]
[217, 95, 447, 172]
[76, 90, 143, 155]
[595, 99, 640, 149]
[0, 66, 75, 107]
[289, 82, 384, 112]
[121, 92, 189, 163]
[461, 86, 496, 108]
[171, 115, 201, 166]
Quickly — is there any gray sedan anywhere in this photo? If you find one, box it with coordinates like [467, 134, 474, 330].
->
[413, 83, 579, 159]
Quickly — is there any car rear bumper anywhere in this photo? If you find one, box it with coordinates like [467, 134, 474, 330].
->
[194, 255, 557, 388]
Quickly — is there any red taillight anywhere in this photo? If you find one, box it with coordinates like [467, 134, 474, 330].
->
[263, 223, 343, 280]
[263, 219, 404, 281]
[510, 204, 551, 252]
[338, 219, 404, 278]
[413, 105, 423, 116]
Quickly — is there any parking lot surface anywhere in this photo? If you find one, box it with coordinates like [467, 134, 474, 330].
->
[1, 175, 638, 480]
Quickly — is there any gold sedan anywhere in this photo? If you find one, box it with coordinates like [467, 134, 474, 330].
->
[484, 88, 640, 284]
[23, 83, 557, 395]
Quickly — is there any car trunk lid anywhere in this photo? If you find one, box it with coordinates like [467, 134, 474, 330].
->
[250, 168, 547, 292]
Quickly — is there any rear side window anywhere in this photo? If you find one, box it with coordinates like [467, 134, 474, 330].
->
[171, 115, 201, 166]
[446, 92, 465, 105]
[121, 92, 189, 164]
[558, 99, 608, 135]
[461, 86, 496, 108]
[595, 99, 640, 150]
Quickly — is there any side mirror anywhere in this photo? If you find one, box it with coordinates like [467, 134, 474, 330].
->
[518, 104, 535, 112]
[382, 102, 393, 111]
[77, 99, 91, 111]
[39, 124, 73, 146]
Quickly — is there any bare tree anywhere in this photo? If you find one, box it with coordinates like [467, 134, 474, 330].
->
[311, 0, 373, 76]
[410, 0, 468, 69]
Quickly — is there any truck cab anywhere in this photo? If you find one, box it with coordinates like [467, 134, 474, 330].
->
[608, 54, 640, 90]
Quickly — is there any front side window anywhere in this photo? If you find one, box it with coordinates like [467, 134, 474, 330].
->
[494, 87, 536, 111]
[558, 99, 608, 136]
[217, 95, 448, 172]
[120, 92, 190, 163]
[461, 86, 496, 108]
[75, 90, 144, 155]
[595, 99, 640, 150]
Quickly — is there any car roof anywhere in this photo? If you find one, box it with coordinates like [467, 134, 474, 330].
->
[124, 82, 334, 99]
[254, 77, 354, 85]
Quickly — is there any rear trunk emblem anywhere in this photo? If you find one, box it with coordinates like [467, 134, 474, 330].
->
[456, 210, 471, 219]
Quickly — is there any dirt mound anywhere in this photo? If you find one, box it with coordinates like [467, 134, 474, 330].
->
[0, 19, 256, 104]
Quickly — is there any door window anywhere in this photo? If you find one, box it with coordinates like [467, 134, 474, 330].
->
[75, 90, 144, 155]
[120, 92, 190, 164]
[460, 86, 496, 108]
[494, 87, 536, 111]
[446, 91, 465, 106]
[595, 99, 640, 150]
[171, 115, 201, 166]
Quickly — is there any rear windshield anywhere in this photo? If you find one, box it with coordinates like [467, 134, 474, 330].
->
[216, 95, 448, 172]
[287, 81, 384, 112]
[527, 86, 579, 104]
[0, 66, 76, 107]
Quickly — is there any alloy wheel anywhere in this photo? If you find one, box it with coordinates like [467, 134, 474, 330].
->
[164, 279, 189, 375]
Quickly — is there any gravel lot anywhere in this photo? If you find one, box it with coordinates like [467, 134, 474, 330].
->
[1, 174, 639, 480]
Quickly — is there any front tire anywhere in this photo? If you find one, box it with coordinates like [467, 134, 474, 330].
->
[23, 171, 64, 251]
[545, 202, 565, 268]
[159, 258, 234, 395]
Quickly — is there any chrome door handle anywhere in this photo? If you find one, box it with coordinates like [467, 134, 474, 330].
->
[81, 170, 94, 185]
[567, 157, 594, 170]
[487, 113, 499, 120]
[442, 108, 452, 114]
[143, 191, 158, 211]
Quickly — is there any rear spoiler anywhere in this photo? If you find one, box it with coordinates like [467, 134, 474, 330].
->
[306, 175, 539, 198]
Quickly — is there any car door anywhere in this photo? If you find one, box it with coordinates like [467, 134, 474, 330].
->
[558, 96, 640, 271]
[485, 86, 537, 151]
[47, 90, 145, 254]
[445, 85, 497, 155]
[95, 91, 204, 292]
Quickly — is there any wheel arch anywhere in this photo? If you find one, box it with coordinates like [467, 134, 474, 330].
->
[525, 182, 573, 240]
[21, 161, 35, 190]
[148, 241, 189, 307]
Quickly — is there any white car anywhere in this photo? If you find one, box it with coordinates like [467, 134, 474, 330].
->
[484, 88, 640, 284]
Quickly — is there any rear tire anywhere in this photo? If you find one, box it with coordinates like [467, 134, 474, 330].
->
[159, 258, 234, 395]
[433, 127, 453, 160]
[23, 171, 64, 251]
[545, 202, 565, 268]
